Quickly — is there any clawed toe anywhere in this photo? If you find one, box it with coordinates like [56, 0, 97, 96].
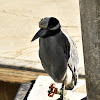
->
[48, 83, 58, 97]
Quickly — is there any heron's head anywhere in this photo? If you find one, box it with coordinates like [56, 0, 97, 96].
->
[31, 17, 61, 41]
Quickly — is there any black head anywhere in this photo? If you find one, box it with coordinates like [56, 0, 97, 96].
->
[39, 17, 60, 30]
[31, 17, 61, 41]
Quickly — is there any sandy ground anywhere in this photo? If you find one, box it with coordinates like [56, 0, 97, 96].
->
[0, 0, 84, 75]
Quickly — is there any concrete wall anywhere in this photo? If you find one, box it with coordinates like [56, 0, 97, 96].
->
[79, 0, 100, 100]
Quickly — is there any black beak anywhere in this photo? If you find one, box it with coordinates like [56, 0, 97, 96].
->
[31, 29, 47, 42]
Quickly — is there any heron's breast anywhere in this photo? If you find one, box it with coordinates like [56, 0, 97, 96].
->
[39, 38, 67, 83]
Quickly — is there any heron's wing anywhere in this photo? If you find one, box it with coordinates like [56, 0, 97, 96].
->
[64, 32, 79, 85]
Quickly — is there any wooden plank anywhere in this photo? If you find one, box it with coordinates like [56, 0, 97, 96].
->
[0, 67, 47, 83]
[0, 56, 44, 71]
[0, 55, 85, 83]
[0, 56, 85, 83]
[0, 56, 48, 83]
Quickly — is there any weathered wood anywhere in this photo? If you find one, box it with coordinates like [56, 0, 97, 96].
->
[14, 82, 34, 100]
[79, 0, 100, 100]
[0, 56, 44, 71]
[0, 56, 84, 83]
[0, 67, 47, 83]
[0, 56, 47, 83]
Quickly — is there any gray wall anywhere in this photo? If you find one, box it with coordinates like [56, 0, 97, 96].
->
[79, 0, 100, 100]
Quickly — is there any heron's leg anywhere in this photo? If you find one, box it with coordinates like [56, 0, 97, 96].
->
[58, 83, 69, 100]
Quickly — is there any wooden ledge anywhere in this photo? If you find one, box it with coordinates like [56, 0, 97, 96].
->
[0, 56, 47, 83]
[0, 66, 47, 83]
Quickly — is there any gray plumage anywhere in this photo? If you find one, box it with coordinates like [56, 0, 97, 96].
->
[31, 17, 79, 90]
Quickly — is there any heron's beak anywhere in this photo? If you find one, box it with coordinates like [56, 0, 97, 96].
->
[31, 29, 47, 42]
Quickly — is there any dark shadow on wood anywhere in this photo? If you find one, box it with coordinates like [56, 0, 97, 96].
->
[0, 64, 85, 79]
[0, 64, 46, 73]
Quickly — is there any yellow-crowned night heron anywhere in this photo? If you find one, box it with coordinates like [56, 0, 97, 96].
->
[31, 17, 79, 99]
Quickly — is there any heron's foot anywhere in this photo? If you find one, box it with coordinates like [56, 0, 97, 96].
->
[48, 83, 69, 100]
[48, 83, 58, 97]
